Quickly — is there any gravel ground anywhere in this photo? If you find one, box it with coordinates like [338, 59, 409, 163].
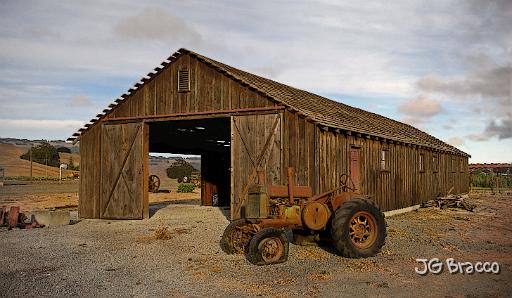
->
[1, 195, 511, 297]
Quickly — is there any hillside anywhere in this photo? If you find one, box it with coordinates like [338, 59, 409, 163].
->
[0, 138, 201, 181]
[0, 143, 79, 177]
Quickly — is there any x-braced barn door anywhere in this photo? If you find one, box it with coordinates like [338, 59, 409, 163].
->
[231, 113, 282, 219]
[100, 122, 148, 219]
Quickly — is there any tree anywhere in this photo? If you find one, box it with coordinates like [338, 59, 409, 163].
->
[57, 146, 71, 153]
[166, 158, 196, 181]
[20, 142, 60, 167]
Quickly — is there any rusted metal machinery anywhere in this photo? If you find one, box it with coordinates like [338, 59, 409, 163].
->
[0, 206, 45, 229]
[148, 175, 161, 193]
[221, 167, 387, 265]
[190, 173, 201, 188]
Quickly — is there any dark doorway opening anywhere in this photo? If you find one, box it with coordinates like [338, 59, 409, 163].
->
[148, 118, 231, 208]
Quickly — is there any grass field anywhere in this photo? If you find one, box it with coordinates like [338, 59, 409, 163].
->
[0, 143, 79, 178]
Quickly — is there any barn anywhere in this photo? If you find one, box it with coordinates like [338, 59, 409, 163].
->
[69, 48, 470, 220]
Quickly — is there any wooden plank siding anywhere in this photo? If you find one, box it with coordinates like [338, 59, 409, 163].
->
[311, 127, 469, 211]
[107, 54, 276, 120]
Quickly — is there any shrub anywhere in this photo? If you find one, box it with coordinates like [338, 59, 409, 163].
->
[177, 183, 195, 193]
[154, 227, 172, 240]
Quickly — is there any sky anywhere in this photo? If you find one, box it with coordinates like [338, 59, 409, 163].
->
[0, 0, 510, 163]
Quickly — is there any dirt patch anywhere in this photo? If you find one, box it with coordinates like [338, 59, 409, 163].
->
[0, 180, 200, 212]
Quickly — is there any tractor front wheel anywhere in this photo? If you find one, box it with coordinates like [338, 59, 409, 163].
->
[331, 198, 386, 258]
[220, 219, 254, 254]
[246, 228, 289, 265]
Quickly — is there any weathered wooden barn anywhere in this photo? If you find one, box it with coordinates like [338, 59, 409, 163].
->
[69, 48, 470, 220]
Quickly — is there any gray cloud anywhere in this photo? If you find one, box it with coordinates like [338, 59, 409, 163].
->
[484, 119, 512, 140]
[468, 119, 512, 141]
[417, 66, 511, 99]
[114, 8, 201, 45]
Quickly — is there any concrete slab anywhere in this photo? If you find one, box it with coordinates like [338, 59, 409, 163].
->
[31, 210, 70, 227]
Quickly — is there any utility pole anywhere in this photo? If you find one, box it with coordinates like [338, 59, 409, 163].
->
[30, 147, 33, 181]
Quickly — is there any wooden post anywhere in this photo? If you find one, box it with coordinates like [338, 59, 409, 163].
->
[29, 147, 33, 181]
[288, 167, 294, 205]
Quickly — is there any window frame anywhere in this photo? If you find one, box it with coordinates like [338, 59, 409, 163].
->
[380, 148, 390, 172]
[432, 153, 439, 173]
[419, 153, 425, 173]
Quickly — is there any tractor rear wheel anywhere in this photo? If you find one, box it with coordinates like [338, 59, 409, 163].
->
[331, 198, 386, 258]
[247, 228, 289, 265]
[220, 219, 254, 254]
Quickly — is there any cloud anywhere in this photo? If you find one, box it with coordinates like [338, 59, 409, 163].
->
[69, 95, 93, 107]
[0, 119, 85, 140]
[417, 66, 511, 99]
[398, 95, 442, 117]
[484, 119, 512, 140]
[114, 8, 201, 45]
[447, 137, 465, 147]
[467, 119, 512, 141]
[0, 119, 84, 129]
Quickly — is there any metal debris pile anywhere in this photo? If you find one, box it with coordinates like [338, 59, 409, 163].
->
[421, 194, 475, 211]
[0, 206, 45, 229]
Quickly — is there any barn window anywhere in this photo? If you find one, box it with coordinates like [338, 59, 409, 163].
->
[380, 149, 389, 171]
[460, 157, 464, 173]
[177, 69, 191, 92]
[419, 153, 424, 172]
[432, 154, 439, 173]
[451, 157, 456, 173]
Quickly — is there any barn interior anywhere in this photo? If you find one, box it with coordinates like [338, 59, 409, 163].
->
[148, 117, 231, 207]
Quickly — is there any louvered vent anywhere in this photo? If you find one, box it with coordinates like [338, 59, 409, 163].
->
[178, 69, 190, 92]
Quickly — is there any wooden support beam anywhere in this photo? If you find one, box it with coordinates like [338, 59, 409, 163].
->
[105, 106, 287, 123]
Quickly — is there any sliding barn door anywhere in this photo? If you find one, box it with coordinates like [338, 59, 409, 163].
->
[231, 113, 282, 219]
[100, 122, 148, 219]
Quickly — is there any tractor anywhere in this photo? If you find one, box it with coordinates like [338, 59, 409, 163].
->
[220, 167, 387, 265]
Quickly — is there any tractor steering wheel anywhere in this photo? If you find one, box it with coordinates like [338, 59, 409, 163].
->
[339, 174, 356, 192]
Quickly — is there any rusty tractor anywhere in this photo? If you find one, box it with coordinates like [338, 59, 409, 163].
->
[220, 167, 387, 265]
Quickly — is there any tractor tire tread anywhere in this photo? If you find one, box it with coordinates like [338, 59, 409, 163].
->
[331, 197, 386, 258]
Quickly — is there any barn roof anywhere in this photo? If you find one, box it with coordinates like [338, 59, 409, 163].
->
[69, 48, 469, 157]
